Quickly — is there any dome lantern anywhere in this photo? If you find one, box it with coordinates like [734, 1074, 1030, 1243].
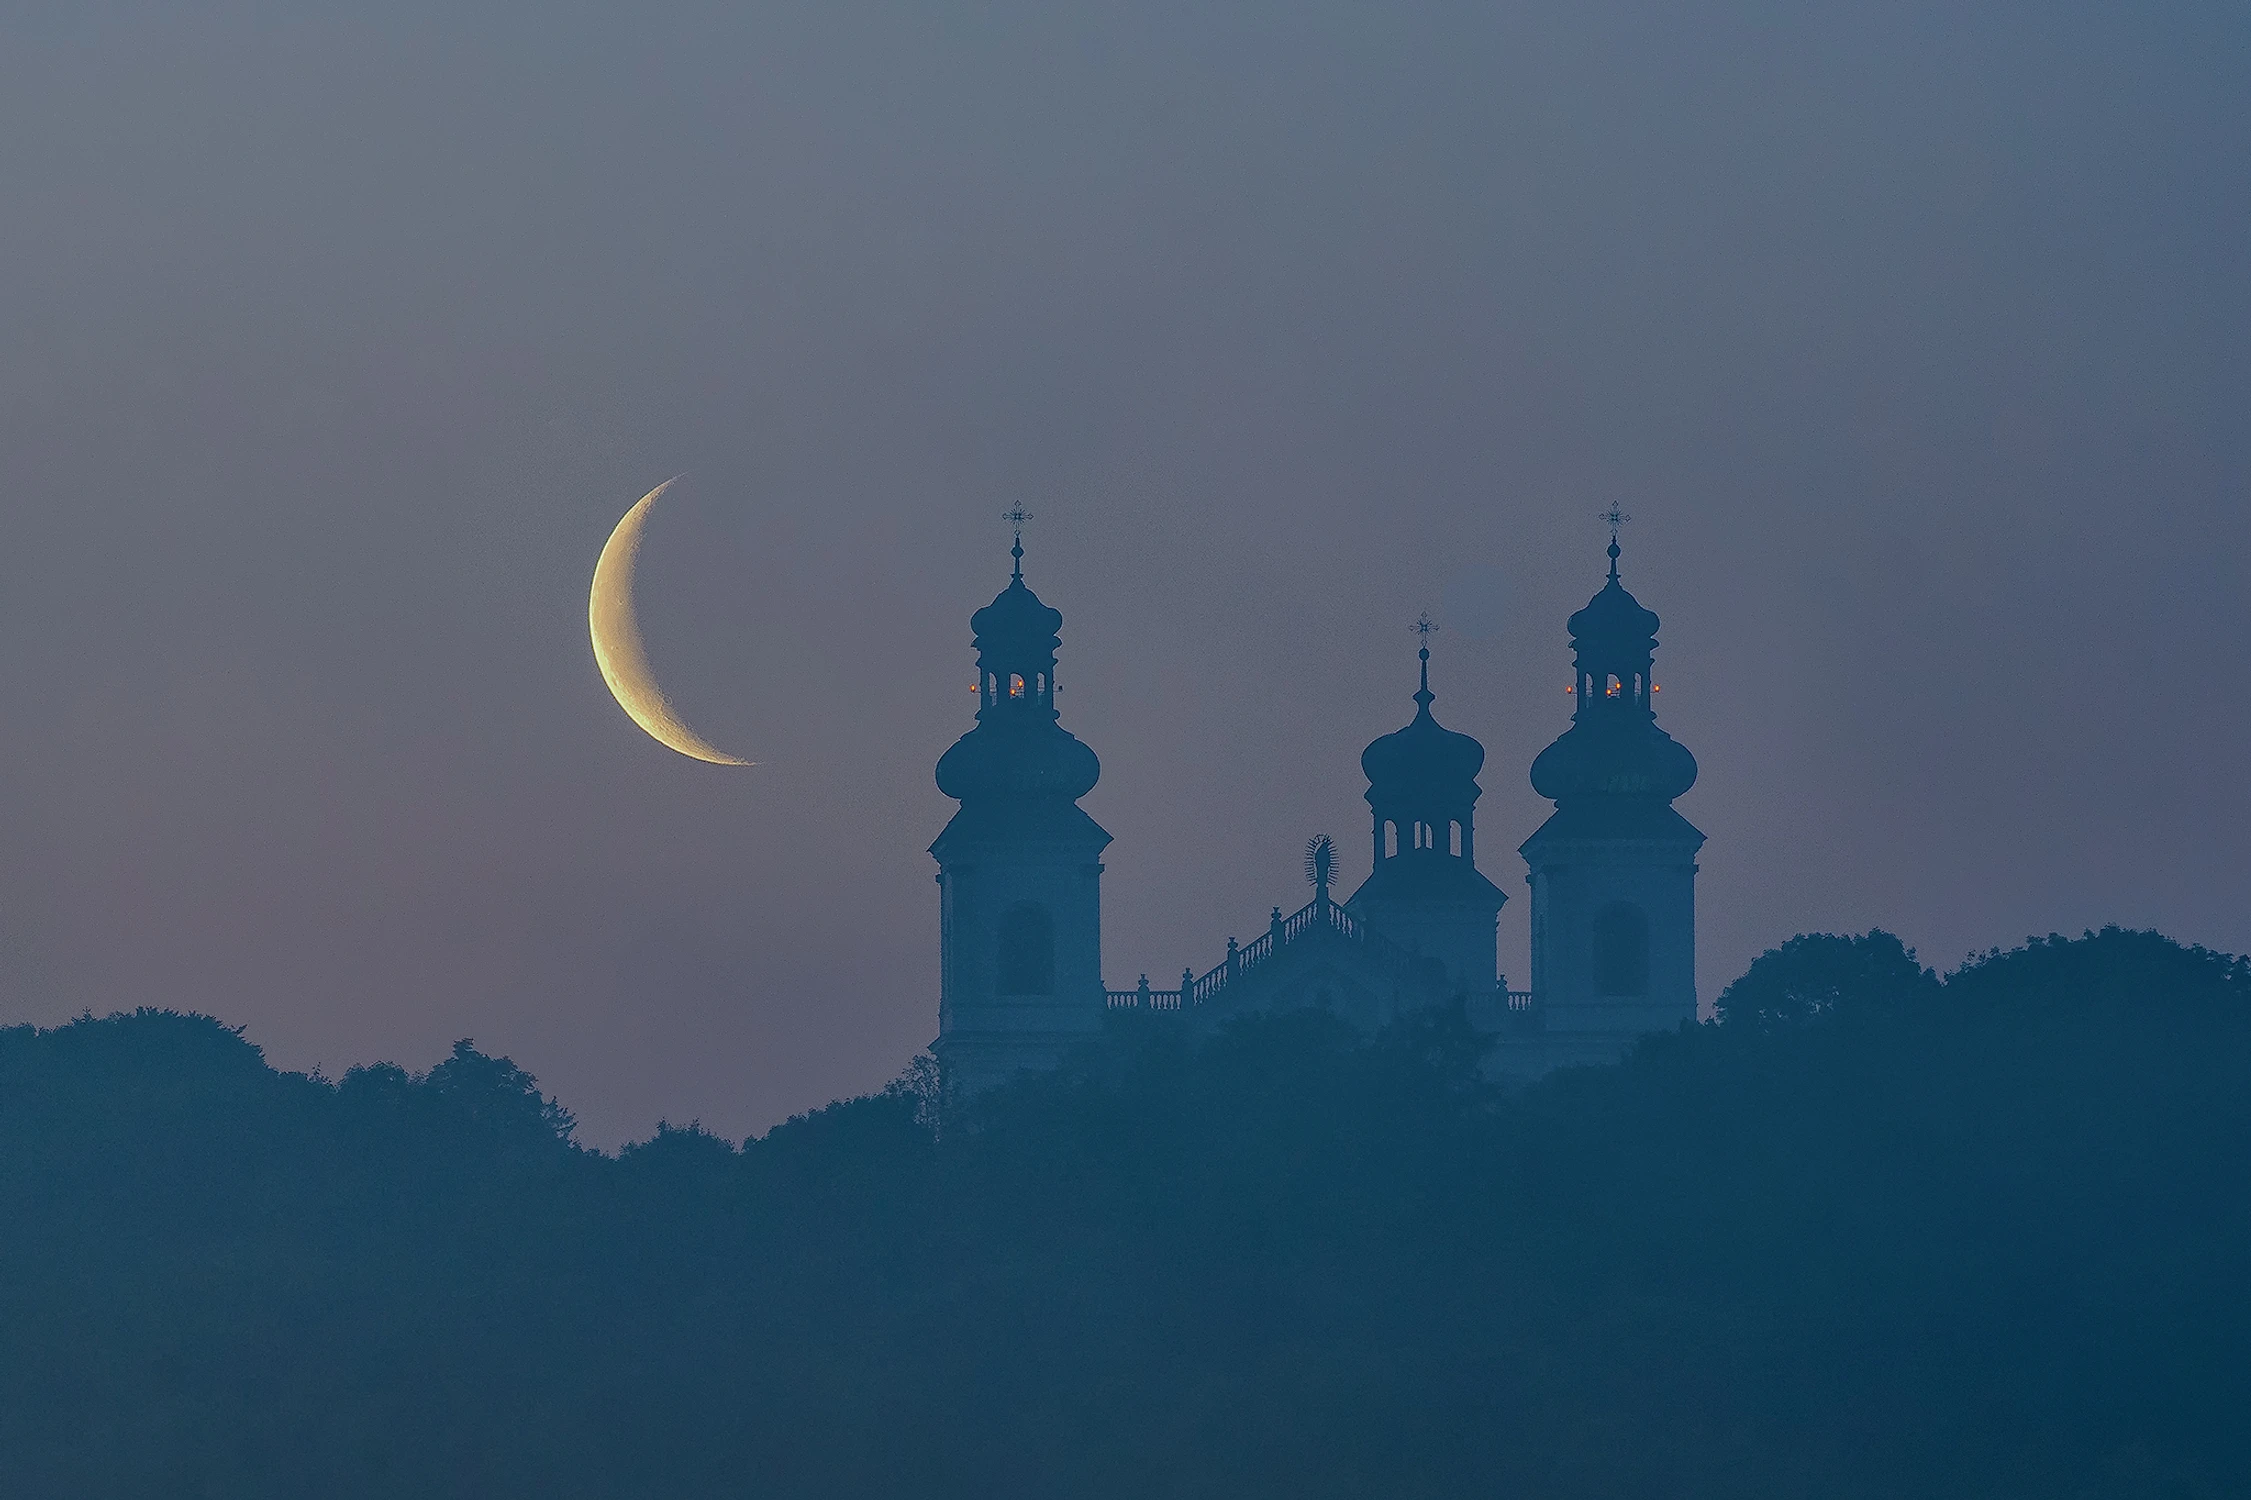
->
[936, 532, 1100, 805]
[1530, 532, 1697, 806]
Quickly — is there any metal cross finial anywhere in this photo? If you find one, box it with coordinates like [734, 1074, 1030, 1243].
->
[1411, 612, 1437, 701]
[1597, 504, 1631, 580]
[1001, 506, 1034, 579]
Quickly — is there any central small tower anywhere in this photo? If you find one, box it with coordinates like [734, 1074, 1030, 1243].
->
[1344, 629, 1506, 997]
[930, 528, 1110, 1097]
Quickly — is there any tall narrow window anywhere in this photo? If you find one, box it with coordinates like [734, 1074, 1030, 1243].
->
[1592, 902, 1650, 996]
[996, 903, 1055, 995]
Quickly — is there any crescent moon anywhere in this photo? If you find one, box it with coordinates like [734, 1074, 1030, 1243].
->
[588, 479, 753, 766]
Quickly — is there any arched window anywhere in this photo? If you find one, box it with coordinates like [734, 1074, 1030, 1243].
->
[1385, 821, 1399, 858]
[1592, 902, 1650, 996]
[1448, 821, 1462, 856]
[996, 903, 1055, 995]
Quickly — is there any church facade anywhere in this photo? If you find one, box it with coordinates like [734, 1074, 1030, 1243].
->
[929, 530, 1704, 1097]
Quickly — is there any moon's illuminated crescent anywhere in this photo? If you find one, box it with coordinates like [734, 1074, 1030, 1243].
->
[588, 479, 752, 766]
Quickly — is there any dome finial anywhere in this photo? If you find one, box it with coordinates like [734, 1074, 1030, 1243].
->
[1598, 504, 1632, 581]
[1412, 611, 1437, 708]
[1001, 505, 1034, 581]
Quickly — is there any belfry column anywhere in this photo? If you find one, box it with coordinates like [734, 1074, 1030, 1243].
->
[929, 527, 1111, 1097]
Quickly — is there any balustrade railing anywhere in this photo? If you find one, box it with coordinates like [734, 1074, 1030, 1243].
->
[1107, 974, 1188, 1010]
[1105, 891, 1521, 1012]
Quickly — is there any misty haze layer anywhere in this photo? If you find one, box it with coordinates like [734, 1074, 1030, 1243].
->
[0, 3, 2244, 1143]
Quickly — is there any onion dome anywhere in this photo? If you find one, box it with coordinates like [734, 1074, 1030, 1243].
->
[1527, 715, 1697, 803]
[1361, 648, 1485, 799]
[969, 576, 1063, 677]
[936, 713, 1100, 802]
[1567, 537, 1662, 651]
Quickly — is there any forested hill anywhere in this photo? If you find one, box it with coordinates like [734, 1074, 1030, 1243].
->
[2, 927, 2245, 1499]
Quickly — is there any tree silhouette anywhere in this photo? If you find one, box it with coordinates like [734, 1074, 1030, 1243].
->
[1711, 926, 1937, 1027]
[0, 929, 2243, 1498]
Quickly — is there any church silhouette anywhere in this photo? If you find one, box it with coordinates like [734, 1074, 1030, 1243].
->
[930, 527, 1704, 1096]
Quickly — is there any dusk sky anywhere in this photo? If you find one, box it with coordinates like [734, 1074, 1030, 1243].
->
[3, 3, 2244, 1145]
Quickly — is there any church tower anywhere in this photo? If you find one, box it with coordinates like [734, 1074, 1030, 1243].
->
[930, 530, 1110, 1097]
[1520, 530, 1704, 1047]
[1344, 634, 1507, 997]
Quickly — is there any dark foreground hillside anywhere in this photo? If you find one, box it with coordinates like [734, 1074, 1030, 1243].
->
[1, 928, 2244, 1499]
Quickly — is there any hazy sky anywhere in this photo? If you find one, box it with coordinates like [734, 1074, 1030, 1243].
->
[2, 3, 2245, 1145]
